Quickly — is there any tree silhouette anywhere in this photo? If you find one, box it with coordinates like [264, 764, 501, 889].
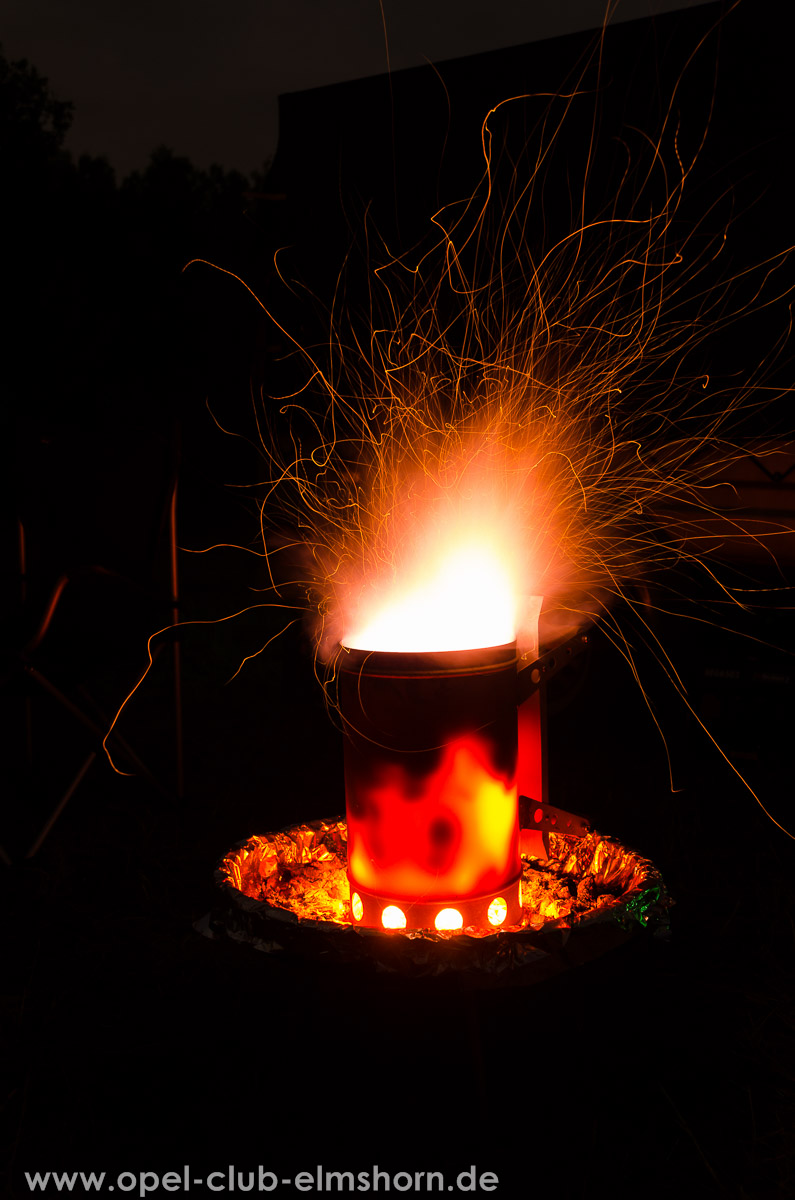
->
[0, 46, 73, 159]
[1, 44, 273, 439]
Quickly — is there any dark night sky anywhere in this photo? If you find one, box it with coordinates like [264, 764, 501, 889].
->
[4, 0, 711, 176]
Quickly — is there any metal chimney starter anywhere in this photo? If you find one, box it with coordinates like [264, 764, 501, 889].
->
[339, 642, 523, 931]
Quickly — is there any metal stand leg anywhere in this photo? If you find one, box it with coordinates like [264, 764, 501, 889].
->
[26, 751, 97, 859]
[169, 475, 184, 799]
[23, 664, 173, 801]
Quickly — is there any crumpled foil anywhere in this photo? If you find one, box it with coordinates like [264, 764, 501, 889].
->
[202, 814, 672, 984]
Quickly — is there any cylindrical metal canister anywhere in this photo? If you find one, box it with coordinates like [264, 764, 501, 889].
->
[339, 642, 522, 930]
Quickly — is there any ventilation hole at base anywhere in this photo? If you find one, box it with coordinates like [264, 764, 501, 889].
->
[435, 908, 463, 931]
[382, 905, 406, 930]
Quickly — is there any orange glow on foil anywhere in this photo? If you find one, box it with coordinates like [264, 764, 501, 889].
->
[347, 733, 519, 902]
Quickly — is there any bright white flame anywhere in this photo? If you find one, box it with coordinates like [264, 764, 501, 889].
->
[344, 543, 516, 653]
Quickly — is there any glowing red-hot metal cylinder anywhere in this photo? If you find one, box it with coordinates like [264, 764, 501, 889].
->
[339, 642, 522, 931]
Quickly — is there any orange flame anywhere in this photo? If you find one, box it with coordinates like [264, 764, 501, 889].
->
[347, 734, 520, 901]
[184, 78, 793, 672]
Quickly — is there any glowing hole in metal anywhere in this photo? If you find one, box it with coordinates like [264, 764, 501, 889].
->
[382, 905, 407, 930]
[487, 896, 508, 926]
[435, 908, 464, 931]
[351, 892, 363, 922]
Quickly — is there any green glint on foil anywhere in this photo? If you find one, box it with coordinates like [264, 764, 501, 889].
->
[622, 885, 662, 928]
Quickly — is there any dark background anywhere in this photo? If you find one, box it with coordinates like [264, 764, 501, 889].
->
[4, 2, 795, 1196]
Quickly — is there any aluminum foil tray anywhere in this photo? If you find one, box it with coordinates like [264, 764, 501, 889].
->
[200, 812, 671, 985]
